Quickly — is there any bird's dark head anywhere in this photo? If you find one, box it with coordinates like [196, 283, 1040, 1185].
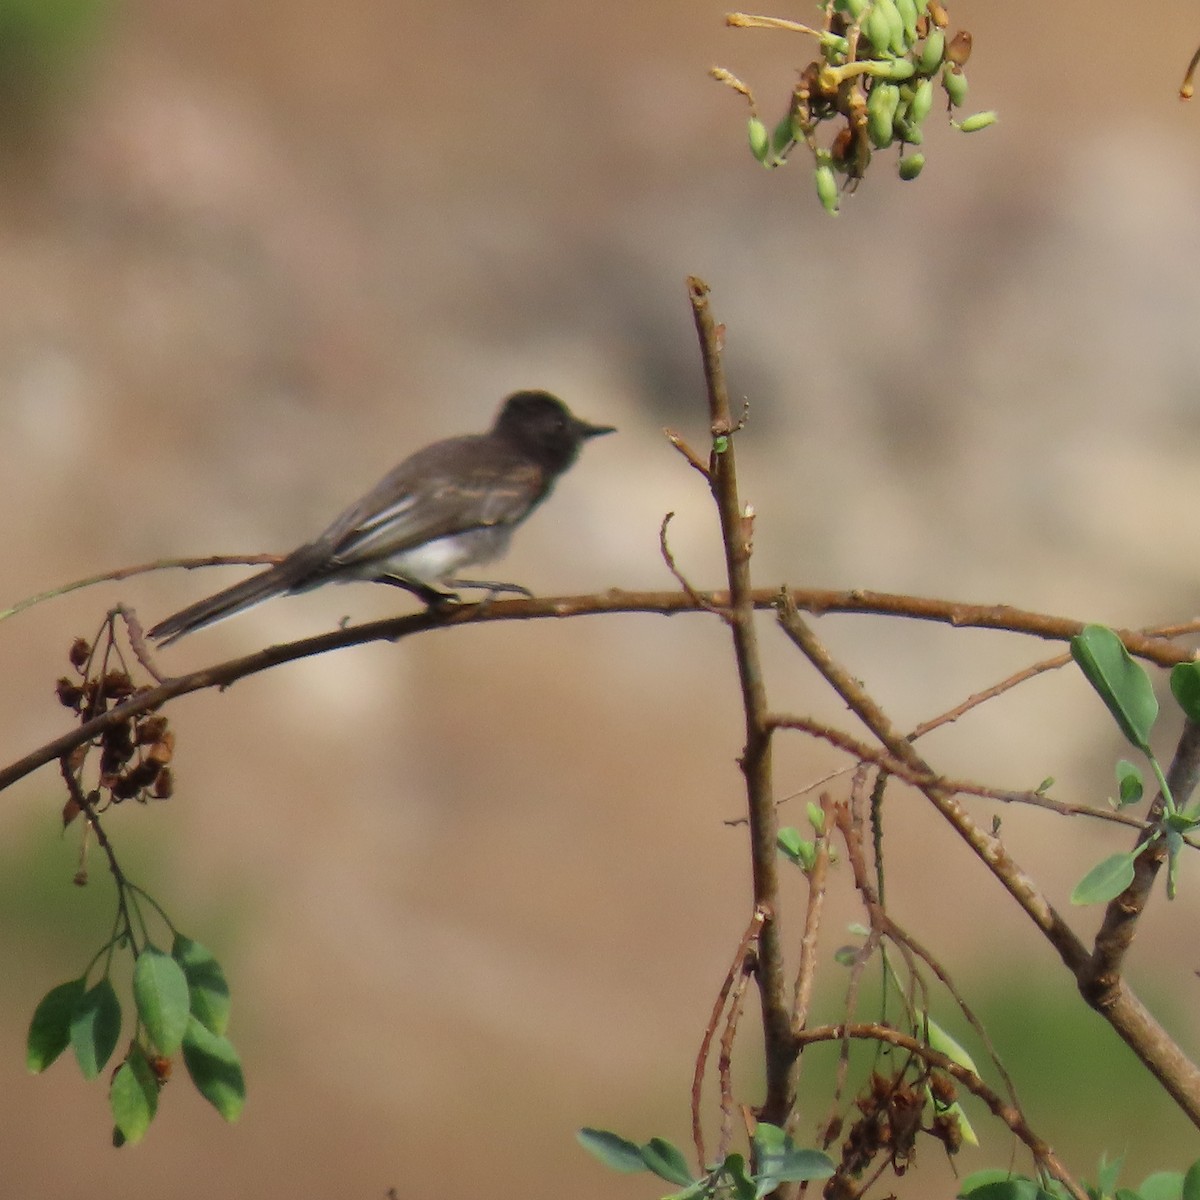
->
[493, 390, 615, 473]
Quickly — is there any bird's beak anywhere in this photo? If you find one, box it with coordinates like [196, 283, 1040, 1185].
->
[577, 419, 616, 439]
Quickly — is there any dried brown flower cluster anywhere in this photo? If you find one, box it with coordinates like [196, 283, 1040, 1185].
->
[57, 634, 174, 827]
[828, 1067, 962, 1191]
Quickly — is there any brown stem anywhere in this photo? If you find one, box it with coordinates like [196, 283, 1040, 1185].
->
[688, 277, 796, 1127]
[795, 1023, 1087, 1200]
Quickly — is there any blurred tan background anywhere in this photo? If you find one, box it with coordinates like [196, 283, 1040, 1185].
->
[1, 0, 1199, 1195]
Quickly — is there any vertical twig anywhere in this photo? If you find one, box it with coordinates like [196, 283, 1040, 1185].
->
[687, 277, 797, 1125]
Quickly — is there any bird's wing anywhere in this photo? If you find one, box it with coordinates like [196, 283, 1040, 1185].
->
[311, 436, 548, 572]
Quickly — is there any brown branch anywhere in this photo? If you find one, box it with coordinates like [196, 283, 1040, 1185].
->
[1082, 718, 1200, 1000]
[791, 795, 832, 1032]
[764, 712, 1153, 831]
[795, 1023, 1087, 1200]
[689, 275, 795, 1126]
[2, 586, 1195, 799]
[775, 594, 1200, 1128]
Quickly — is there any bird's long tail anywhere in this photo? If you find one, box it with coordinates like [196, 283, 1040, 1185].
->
[149, 547, 323, 645]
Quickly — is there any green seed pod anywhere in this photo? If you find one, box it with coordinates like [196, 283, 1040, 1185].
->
[942, 63, 968, 106]
[918, 28, 945, 73]
[898, 152, 925, 180]
[835, 0, 869, 16]
[881, 58, 915, 81]
[771, 114, 794, 156]
[908, 76, 934, 124]
[821, 33, 850, 59]
[880, 0, 907, 53]
[864, 3, 893, 56]
[747, 116, 770, 163]
[895, 0, 919, 42]
[957, 110, 998, 132]
[814, 163, 839, 215]
[895, 120, 923, 145]
[866, 81, 900, 148]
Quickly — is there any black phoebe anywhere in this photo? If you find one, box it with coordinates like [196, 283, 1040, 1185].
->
[149, 390, 615, 645]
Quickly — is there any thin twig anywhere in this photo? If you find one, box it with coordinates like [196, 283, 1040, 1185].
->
[659, 513, 729, 620]
[692, 906, 766, 1168]
[0, 554, 281, 622]
[663, 428, 711, 481]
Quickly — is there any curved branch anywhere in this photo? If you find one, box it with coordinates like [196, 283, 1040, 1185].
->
[1, 586, 1196, 797]
[795, 1023, 1087, 1200]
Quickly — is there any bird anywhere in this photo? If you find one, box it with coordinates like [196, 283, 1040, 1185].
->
[148, 390, 615, 645]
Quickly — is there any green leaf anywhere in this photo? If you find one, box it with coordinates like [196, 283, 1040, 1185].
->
[576, 1128, 646, 1174]
[923, 1016, 979, 1074]
[133, 946, 191, 1055]
[1182, 1158, 1200, 1200]
[70, 978, 122, 1080]
[109, 1047, 158, 1145]
[1070, 625, 1158, 751]
[957, 1180, 1056, 1200]
[1172, 662, 1200, 722]
[1097, 1151, 1125, 1196]
[172, 935, 231, 1036]
[1137, 1171, 1184, 1200]
[1071, 852, 1137, 905]
[1115, 760, 1143, 808]
[776, 828, 814, 870]
[758, 1149, 835, 1189]
[752, 1122, 834, 1190]
[640, 1138, 694, 1187]
[721, 1153, 757, 1200]
[26, 978, 86, 1072]
[805, 802, 825, 834]
[181, 1015, 245, 1121]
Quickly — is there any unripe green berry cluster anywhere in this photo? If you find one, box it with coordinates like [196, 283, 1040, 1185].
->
[718, 0, 995, 215]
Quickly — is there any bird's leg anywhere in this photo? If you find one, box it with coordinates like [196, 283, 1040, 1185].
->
[444, 578, 534, 600]
[373, 574, 462, 607]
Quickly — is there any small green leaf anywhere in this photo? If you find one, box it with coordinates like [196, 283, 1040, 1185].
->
[109, 1047, 159, 1145]
[1035, 777, 1054, 794]
[776, 828, 815, 870]
[1171, 662, 1200, 722]
[1137, 1170, 1184, 1200]
[752, 1121, 835, 1189]
[805, 801, 825, 834]
[181, 1015, 245, 1121]
[1114, 760, 1143, 808]
[1071, 852, 1137, 905]
[70, 978, 122, 1080]
[576, 1128, 646, 1174]
[721, 1153, 757, 1200]
[747, 117, 770, 164]
[1097, 1149, 1124, 1195]
[957, 1179, 1055, 1200]
[1181, 1158, 1200, 1200]
[923, 1015, 979, 1075]
[134, 946, 191, 1055]
[640, 1138, 694, 1187]
[833, 945, 859, 967]
[26, 978, 86, 1072]
[664, 1179, 716, 1200]
[1070, 624, 1158, 752]
[172, 935, 231, 1036]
